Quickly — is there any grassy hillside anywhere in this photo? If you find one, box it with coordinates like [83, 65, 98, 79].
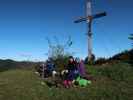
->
[0, 62, 132, 100]
[0, 59, 38, 72]
[94, 49, 133, 65]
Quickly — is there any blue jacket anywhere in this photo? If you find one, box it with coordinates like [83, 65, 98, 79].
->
[46, 61, 55, 72]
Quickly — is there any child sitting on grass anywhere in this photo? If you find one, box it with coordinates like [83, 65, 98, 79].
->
[62, 56, 79, 88]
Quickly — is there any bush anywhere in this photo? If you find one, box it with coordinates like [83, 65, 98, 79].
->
[46, 36, 73, 70]
[53, 55, 70, 71]
[84, 54, 95, 65]
[94, 57, 107, 65]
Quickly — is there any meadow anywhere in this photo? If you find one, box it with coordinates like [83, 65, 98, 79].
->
[0, 62, 132, 100]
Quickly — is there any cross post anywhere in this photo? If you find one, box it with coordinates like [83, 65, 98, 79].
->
[74, 0, 107, 62]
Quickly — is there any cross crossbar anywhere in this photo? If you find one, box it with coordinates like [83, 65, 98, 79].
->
[74, 12, 107, 23]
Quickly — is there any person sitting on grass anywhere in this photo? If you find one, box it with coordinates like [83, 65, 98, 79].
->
[63, 56, 79, 88]
[75, 58, 93, 81]
[75, 58, 85, 77]
[45, 57, 56, 77]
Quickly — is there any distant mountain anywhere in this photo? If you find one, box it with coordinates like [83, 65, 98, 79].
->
[0, 59, 38, 72]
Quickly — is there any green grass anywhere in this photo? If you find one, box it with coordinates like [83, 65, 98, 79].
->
[0, 62, 133, 100]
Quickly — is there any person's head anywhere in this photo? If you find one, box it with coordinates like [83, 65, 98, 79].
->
[48, 57, 53, 61]
[75, 57, 80, 63]
[80, 59, 84, 63]
[69, 56, 74, 63]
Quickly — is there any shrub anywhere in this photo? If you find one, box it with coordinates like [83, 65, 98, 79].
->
[53, 55, 70, 71]
[94, 57, 107, 65]
[84, 54, 95, 65]
[46, 36, 73, 70]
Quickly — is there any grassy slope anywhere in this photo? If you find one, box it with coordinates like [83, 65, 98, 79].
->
[0, 63, 133, 100]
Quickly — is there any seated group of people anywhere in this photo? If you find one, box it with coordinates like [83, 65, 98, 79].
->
[37, 58, 56, 78]
[37, 56, 91, 88]
[61, 56, 91, 88]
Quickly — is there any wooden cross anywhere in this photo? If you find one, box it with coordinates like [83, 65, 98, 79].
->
[74, 0, 107, 62]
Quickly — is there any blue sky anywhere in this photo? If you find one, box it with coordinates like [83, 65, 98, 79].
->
[0, 0, 132, 61]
